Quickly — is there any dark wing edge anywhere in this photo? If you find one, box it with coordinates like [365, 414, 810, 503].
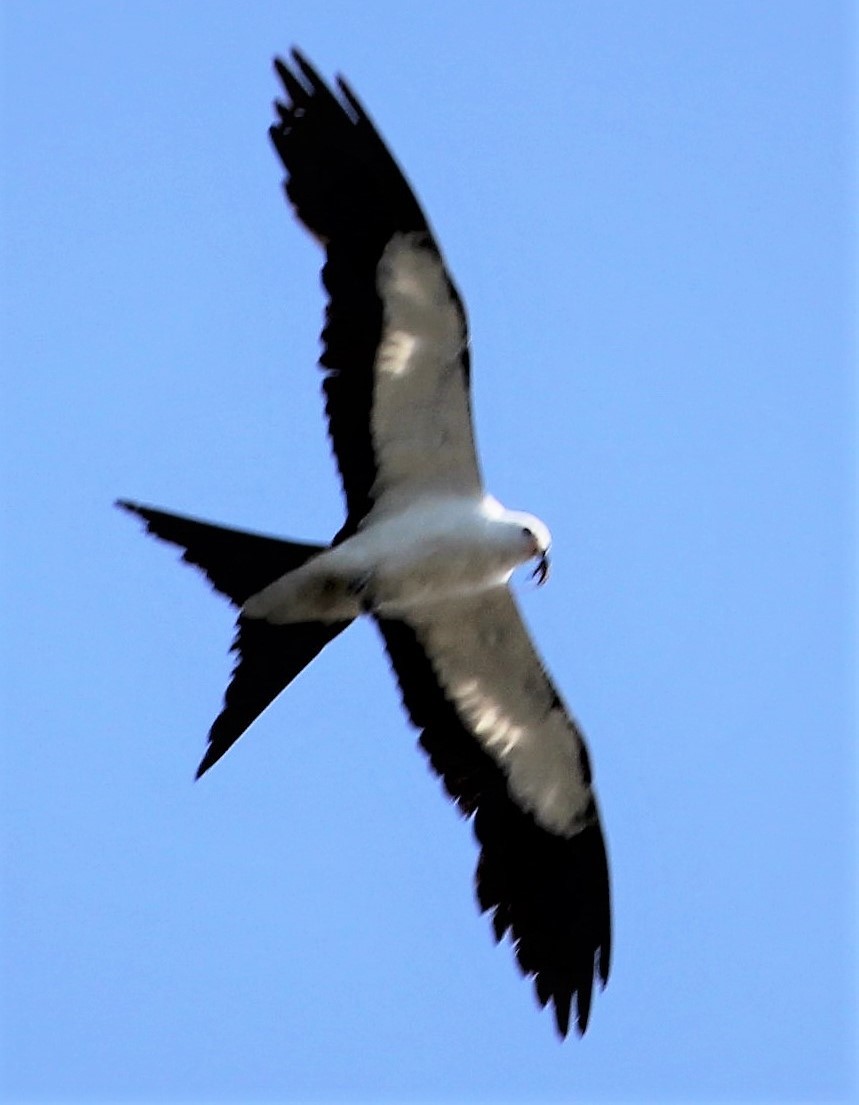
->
[269, 50, 470, 541]
[375, 616, 612, 1038]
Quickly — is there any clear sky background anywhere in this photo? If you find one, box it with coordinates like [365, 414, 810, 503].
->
[1, 2, 856, 1103]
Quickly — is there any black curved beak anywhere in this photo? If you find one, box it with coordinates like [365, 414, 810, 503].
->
[531, 549, 551, 587]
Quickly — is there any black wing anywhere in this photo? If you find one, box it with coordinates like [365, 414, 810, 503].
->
[376, 615, 611, 1038]
[269, 51, 477, 540]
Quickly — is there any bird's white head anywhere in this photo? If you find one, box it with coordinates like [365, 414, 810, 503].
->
[507, 509, 552, 586]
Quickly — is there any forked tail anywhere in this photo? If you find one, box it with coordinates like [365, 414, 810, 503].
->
[116, 499, 328, 605]
[116, 500, 352, 775]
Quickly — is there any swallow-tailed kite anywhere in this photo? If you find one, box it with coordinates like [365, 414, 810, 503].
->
[118, 50, 611, 1038]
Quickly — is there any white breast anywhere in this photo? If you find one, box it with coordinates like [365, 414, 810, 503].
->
[243, 495, 527, 623]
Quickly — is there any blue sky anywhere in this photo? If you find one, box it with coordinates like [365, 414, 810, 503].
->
[2, 2, 856, 1102]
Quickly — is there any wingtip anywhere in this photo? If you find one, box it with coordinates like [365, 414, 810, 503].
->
[289, 47, 325, 91]
[574, 984, 593, 1037]
[536, 978, 575, 1041]
[555, 1003, 572, 1040]
[598, 949, 611, 987]
[335, 75, 365, 120]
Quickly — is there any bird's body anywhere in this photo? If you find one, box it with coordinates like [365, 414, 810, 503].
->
[243, 493, 548, 623]
[118, 50, 611, 1039]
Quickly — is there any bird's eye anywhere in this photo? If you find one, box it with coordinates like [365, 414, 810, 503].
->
[521, 526, 534, 541]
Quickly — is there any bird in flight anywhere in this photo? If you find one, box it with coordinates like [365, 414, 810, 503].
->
[118, 49, 611, 1038]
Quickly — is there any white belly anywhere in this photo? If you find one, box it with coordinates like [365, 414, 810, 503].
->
[243, 494, 524, 624]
